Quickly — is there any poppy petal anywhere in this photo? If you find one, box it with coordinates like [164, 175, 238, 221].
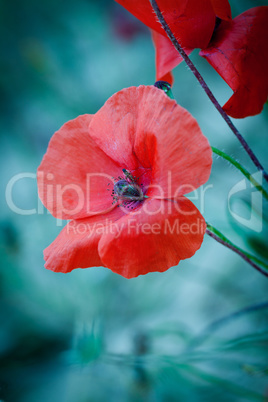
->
[115, 0, 164, 35]
[37, 114, 121, 220]
[159, 71, 174, 86]
[200, 7, 268, 118]
[210, 0, 231, 20]
[89, 86, 212, 198]
[44, 207, 126, 273]
[133, 88, 212, 198]
[155, 0, 216, 49]
[98, 197, 206, 278]
[116, 0, 217, 49]
[152, 30, 193, 82]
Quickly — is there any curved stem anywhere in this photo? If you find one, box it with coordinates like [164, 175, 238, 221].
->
[188, 301, 268, 350]
[150, 0, 268, 183]
[212, 147, 268, 201]
[206, 223, 268, 278]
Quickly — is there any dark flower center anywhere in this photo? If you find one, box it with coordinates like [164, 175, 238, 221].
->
[112, 169, 147, 210]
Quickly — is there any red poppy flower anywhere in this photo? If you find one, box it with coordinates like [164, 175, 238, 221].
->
[115, 1, 268, 118]
[37, 86, 212, 278]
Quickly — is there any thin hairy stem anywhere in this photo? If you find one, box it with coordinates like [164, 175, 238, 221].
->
[150, 0, 268, 182]
[206, 223, 268, 277]
[212, 147, 268, 201]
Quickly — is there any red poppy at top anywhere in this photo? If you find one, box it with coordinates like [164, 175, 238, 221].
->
[37, 86, 212, 278]
[115, 0, 268, 118]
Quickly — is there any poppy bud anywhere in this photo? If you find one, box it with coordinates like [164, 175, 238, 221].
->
[154, 81, 174, 99]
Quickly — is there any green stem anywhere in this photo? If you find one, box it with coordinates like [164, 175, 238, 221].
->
[212, 147, 268, 201]
[206, 223, 268, 277]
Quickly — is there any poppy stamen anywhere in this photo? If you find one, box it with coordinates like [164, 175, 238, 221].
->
[112, 169, 147, 209]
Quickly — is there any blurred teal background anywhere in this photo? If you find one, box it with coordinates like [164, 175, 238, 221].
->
[1, 0, 268, 401]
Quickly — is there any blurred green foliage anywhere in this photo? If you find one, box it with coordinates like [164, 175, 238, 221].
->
[1, 0, 268, 401]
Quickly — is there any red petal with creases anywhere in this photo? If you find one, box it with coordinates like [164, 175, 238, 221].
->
[133, 88, 212, 198]
[37, 115, 122, 220]
[152, 30, 192, 82]
[44, 207, 126, 273]
[89, 86, 212, 198]
[116, 0, 216, 49]
[200, 7, 268, 118]
[98, 197, 206, 278]
[156, 0, 215, 49]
